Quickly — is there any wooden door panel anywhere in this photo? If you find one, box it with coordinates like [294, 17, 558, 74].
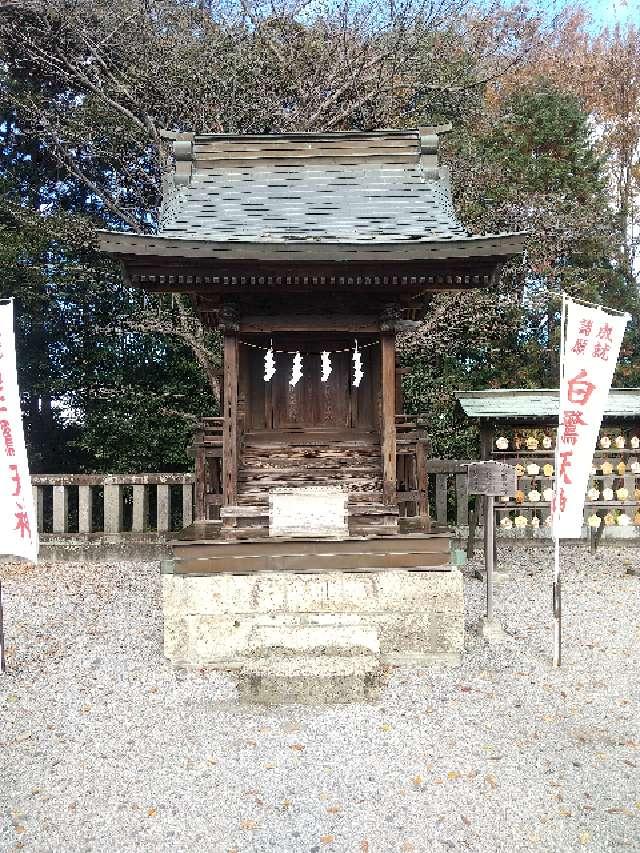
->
[245, 342, 377, 431]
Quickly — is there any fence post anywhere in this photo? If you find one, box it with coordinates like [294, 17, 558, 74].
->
[435, 474, 448, 527]
[52, 485, 69, 534]
[104, 483, 123, 534]
[79, 485, 93, 534]
[157, 484, 170, 533]
[182, 483, 193, 528]
[415, 440, 429, 530]
[455, 471, 468, 528]
[132, 485, 148, 533]
[32, 484, 43, 533]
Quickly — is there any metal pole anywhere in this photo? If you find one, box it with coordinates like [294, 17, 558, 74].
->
[553, 294, 568, 668]
[0, 581, 5, 674]
[553, 540, 561, 667]
[486, 495, 494, 621]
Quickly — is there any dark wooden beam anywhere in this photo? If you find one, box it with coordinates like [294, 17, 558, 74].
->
[239, 315, 380, 333]
[381, 333, 397, 505]
[223, 334, 239, 506]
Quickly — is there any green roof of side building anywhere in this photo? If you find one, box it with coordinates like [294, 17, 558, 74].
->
[457, 389, 640, 421]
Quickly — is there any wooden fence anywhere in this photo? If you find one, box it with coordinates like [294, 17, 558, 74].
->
[30, 461, 640, 540]
[31, 474, 194, 536]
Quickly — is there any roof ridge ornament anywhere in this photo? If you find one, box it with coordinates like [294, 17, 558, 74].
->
[172, 138, 194, 187]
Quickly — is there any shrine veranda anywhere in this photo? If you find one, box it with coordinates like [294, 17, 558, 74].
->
[98, 129, 526, 673]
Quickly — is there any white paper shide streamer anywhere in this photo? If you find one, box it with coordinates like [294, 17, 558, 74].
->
[352, 341, 363, 388]
[264, 346, 276, 381]
[0, 302, 39, 562]
[320, 351, 332, 383]
[289, 351, 303, 387]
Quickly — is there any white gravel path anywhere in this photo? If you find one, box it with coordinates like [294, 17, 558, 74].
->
[1, 545, 638, 853]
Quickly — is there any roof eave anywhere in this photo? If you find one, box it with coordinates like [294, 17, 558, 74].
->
[97, 230, 528, 263]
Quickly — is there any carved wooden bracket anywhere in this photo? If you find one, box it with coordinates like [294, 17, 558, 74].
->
[380, 304, 403, 332]
[218, 303, 240, 332]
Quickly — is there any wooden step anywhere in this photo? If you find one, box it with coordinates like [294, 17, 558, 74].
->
[171, 532, 452, 572]
[348, 503, 400, 516]
[236, 491, 385, 505]
[220, 505, 268, 519]
[239, 477, 383, 489]
[240, 462, 381, 473]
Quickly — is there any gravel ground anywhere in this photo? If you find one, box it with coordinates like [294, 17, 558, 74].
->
[1, 545, 638, 853]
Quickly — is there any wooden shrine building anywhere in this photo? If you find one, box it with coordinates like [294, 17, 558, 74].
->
[100, 129, 525, 544]
[99, 130, 525, 682]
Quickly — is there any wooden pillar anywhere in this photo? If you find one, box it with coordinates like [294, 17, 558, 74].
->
[381, 333, 397, 506]
[223, 333, 239, 506]
[479, 421, 493, 460]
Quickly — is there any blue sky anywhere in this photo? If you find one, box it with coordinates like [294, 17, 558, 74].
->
[542, 0, 638, 28]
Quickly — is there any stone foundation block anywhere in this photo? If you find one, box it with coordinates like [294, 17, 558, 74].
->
[162, 569, 464, 668]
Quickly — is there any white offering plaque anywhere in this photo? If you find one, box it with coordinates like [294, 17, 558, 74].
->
[269, 487, 348, 538]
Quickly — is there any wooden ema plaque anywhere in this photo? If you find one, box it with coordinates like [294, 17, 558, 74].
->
[269, 487, 349, 538]
[467, 462, 517, 498]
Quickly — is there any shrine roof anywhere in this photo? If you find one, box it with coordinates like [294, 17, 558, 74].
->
[98, 129, 526, 262]
[457, 389, 640, 421]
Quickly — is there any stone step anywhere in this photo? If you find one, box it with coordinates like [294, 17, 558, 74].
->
[248, 620, 380, 656]
[237, 621, 381, 703]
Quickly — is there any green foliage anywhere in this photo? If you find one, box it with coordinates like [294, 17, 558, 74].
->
[403, 84, 638, 459]
[0, 4, 637, 471]
[0, 195, 217, 472]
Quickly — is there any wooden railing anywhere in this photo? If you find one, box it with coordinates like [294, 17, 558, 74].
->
[395, 414, 430, 525]
[31, 473, 194, 536]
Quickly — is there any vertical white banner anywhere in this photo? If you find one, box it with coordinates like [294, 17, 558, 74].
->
[554, 297, 629, 538]
[0, 301, 39, 562]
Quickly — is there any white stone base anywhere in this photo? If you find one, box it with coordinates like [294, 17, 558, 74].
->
[476, 616, 508, 644]
[162, 569, 464, 669]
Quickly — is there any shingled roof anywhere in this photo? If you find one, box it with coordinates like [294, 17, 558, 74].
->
[159, 131, 468, 243]
[457, 389, 640, 422]
[98, 129, 526, 264]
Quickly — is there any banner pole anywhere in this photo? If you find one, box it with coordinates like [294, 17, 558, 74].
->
[553, 527, 561, 667]
[553, 294, 568, 668]
[0, 581, 5, 674]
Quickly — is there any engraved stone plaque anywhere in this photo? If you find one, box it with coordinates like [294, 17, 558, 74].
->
[269, 487, 348, 538]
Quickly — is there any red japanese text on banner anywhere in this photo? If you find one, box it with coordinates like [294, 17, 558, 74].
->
[554, 299, 629, 538]
[0, 302, 39, 562]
